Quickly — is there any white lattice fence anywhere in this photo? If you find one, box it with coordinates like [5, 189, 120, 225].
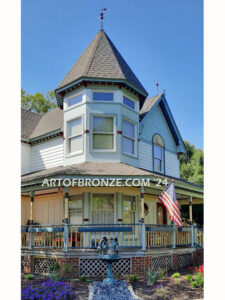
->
[79, 258, 131, 276]
[33, 257, 57, 275]
[178, 253, 192, 268]
[152, 256, 172, 271]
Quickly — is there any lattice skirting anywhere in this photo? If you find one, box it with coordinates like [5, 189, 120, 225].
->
[79, 258, 131, 277]
[152, 255, 173, 271]
[178, 253, 192, 268]
[33, 257, 57, 275]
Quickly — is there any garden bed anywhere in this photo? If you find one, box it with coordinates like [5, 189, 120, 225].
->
[132, 269, 203, 300]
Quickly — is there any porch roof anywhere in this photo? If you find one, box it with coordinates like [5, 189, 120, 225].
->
[21, 162, 203, 192]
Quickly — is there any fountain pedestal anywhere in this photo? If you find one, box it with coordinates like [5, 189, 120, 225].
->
[98, 254, 120, 285]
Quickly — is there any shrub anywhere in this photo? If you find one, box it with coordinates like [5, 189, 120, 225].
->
[171, 272, 180, 278]
[174, 278, 180, 284]
[158, 268, 166, 279]
[191, 281, 199, 288]
[25, 274, 34, 280]
[129, 274, 138, 283]
[49, 262, 61, 282]
[185, 274, 192, 282]
[155, 286, 170, 299]
[21, 280, 75, 300]
[79, 275, 87, 282]
[147, 269, 159, 286]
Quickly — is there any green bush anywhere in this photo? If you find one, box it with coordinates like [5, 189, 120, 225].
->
[158, 268, 166, 279]
[79, 275, 87, 282]
[185, 274, 192, 282]
[147, 269, 159, 286]
[49, 262, 61, 282]
[174, 278, 180, 284]
[25, 274, 34, 280]
[155, 287, 170, 299]
[191, 281, 199, 288]
[172, 272, 180, 278]
[129, 274, 138, 283]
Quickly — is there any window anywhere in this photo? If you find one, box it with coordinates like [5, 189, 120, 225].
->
[92, 194, 114, 224]
[68, 117, 83, 154]
[122, 120, 136, 155]
[69, 195, 83, 224]
[93, 92, 114, 101]
[68, 93, 83, 107]
[92, 116, 114, 150]
[123, 195, 136, 224]
[123, 96, 135, 109]
[153, 134, 165, 172]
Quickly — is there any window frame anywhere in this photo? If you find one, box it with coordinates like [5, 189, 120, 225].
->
[92, 90, 114, 102]
[91, 114, 116, 152]
[67, 115, 84, 156]
[123, 195, 136, 224]
[66, 91, 83, 108]
[122, 118, 137, 157]
[152, 134, 165, 173]
[68, 194, 83, 225]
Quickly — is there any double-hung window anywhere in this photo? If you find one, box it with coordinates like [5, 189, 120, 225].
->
[92, 116, 114, 150]
[68, 195, 83, 224]
[123, 195, 136, 224]
[123, 96, 135, 109]
[122, 120, 136, 155]
[68, 117, 83, 154]
[93, 92, 114, 102]
[153, 134, 165, 172]
[92, 194, 114, 224]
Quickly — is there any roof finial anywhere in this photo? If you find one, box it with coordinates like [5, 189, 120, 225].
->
[100, 7, 107, 30]
[156, 81, 159, 95]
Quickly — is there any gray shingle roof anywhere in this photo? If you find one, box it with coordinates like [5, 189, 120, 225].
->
[21, 108, 63, 140]
[29, 108, 63, 139]
[57, 30, 147, 95]
[140, 94, 163, 119]
[21, 109, 42, 139]
[21, 162, 203, 190]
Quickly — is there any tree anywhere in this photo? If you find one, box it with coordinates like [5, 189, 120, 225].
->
[179, 141, 204, 186]
[21, 89, 57, 114]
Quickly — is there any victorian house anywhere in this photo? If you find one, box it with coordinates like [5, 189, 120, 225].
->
[21, 30, 203, 277]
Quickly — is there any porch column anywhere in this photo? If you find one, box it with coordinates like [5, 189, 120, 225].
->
[64, 187, 69, 251]
[140, 186, 146, 251]
[30, 191, 34, 224]
[29, 191, 34, 250]
[116, 193, 123, 246]
[189, 196, 193, 223]
[83, 192, 91, 247]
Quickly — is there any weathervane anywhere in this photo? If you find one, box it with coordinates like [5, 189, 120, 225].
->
[100, 7, 107, 30]
[156, 81, 159, 95]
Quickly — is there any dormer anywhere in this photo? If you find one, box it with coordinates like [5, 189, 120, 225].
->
[55, 30, 148, 166]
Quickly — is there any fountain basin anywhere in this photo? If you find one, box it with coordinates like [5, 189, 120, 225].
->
[98, 254, 120, 262]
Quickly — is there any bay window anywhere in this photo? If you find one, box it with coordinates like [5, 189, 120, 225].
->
[92, 116, 114, 150]
[153, 134, 165, 172]
[68, 117, 83, 154]
[122, 120, 136, 155]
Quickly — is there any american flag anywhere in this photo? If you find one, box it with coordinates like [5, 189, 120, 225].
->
[158, 182, 182, 227]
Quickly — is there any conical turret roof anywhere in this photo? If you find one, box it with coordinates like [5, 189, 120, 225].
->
[56, 30, 147, 96]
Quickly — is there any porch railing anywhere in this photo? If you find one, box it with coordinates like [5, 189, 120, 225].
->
[21, 223, 203, 250]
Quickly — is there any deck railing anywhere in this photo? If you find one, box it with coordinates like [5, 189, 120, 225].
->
[21, 223, 203, 250]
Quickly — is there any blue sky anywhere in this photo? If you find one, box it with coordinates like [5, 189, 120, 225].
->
[22, 0, 203, 149]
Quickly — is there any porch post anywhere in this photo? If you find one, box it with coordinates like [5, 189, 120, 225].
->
[116, 193, 123, 246]
[64, 187, 69, 251]
[29, 191, 34, 250]
[189, 196, 193, 223]
[140, 186, 146, 251]
[83, 192, 91, 247]
[172, 221, 176, 248]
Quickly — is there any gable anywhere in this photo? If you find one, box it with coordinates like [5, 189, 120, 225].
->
[140, 95, 186, 154]
[140, 104, 178, 152]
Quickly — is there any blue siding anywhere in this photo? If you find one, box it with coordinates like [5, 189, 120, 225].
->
[139, 104, 180, 177]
